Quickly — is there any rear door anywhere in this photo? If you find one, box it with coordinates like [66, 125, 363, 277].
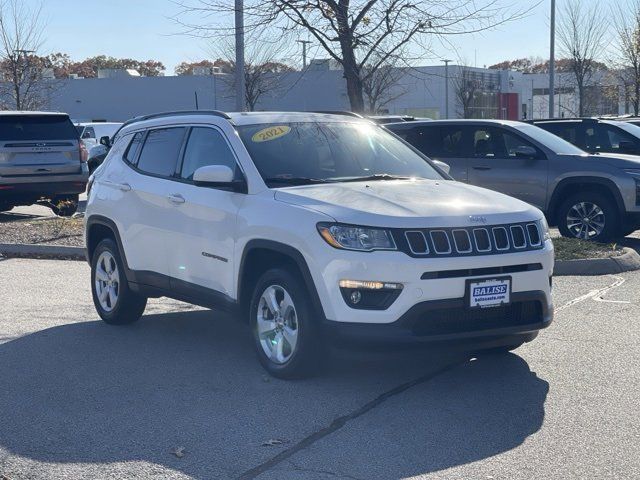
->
[116, 126, 188, 278]
[0, 114, 82, 177]
[467, 126, 548, 209]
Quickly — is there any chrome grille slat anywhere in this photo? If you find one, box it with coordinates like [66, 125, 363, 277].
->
[430, 230, 452, 254]
[526, 223, 542, 246]
[452, 229, 472, 253]
[405, 231, 429, 254]
[510, 225, 527, 249]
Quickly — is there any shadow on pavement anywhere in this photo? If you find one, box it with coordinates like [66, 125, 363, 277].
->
[0, 310, 547, 479]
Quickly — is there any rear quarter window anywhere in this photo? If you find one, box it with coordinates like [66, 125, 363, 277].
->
[0, 115, 78, 141]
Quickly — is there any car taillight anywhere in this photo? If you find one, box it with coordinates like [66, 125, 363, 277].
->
[79, 141, 89, 163]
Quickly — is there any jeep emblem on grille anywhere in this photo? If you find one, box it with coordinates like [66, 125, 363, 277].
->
[469, 215, 487, 223]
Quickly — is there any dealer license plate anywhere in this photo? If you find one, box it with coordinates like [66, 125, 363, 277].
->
[468, 278, 511, 308]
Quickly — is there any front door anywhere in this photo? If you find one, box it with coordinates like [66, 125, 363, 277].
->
[165, 126, 244, 299]
[466, 126, 548, 210]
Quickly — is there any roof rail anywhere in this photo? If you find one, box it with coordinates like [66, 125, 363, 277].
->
[310, 110, 364, 118]
[531, 117, 597, 122]
[110, 110, 232, 141]
[134, 110, 231, 122]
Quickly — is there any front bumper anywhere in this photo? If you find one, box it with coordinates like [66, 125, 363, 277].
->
[322, 290, 552, 345]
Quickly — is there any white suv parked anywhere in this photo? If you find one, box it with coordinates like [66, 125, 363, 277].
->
[85, 111, 554, 378]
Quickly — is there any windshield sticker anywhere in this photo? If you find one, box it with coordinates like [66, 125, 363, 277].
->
[251, 125, 291, 143]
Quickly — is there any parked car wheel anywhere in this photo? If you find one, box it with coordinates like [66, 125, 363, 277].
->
[50, 194, 79, 217]
[91, 238, 147, 324]
[557, 192, 620, 242]
[249, 267, 324, 379]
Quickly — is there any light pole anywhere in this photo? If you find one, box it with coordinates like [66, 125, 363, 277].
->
[442, 59, 452, 119]
[549, 0, 556, 118]
[297, 40, 312, 69]
[234, 0, 245, 112]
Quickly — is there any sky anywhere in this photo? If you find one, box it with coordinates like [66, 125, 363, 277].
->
[18, 0, 620, 75]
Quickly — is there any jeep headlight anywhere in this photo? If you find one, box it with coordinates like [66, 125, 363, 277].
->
[317, 223, 396, 251]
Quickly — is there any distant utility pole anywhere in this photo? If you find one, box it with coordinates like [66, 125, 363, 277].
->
[549, 0, 556, 118]
[234, 0, 245, 112]
[442, 59, 452, 119]
[297, 40, 312, 69]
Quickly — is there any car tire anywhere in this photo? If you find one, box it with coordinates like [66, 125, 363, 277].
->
[249, 267, 324, 379]
[557, 192, 620, 242]
[50, 195, 79, 217]
[91, 238, 147, 325]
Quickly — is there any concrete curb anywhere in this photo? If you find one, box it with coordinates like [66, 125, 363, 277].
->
[554, 247, 640, 276]
[0, 243, 86, 261]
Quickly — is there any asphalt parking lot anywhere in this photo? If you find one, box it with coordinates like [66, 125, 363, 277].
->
[0, 258, 639, 479]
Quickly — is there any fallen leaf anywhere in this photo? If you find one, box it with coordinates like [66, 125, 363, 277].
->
[171, 446, 186, 458]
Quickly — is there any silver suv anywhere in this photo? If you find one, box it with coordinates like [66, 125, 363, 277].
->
[387, 119, 640, 241]
[0, 111, 89, 216]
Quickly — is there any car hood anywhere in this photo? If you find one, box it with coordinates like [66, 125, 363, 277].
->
[578, 152, 640, 168]
[274, 179, 541, 228]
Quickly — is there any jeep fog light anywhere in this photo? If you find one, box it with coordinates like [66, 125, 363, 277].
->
[339, 280, 403, 310]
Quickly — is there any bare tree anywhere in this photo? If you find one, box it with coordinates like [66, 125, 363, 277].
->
[557, 0, 607, 116]
[361, 53, 407, 114]
[0, 0, 48, 110]
[453, 65, 481, 118]
[208, 33, 294, 111]
[611, 0, 640, 115]
[174, 1, 533, 113]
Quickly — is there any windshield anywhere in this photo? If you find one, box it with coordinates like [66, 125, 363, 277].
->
[517, 123, 586, 155]
[237, 122, 443, 187]
[613, 120, 640, 138]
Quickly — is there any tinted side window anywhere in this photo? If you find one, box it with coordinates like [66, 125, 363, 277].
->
[540, 123, 579, 147]
[180, 127, 239, 180]
[499, 130, 541, 158]
[601, 125, 639, 152]
[82, 127, 96, 139]
[137, 128, 186, 177]
[405, 126, 465, 158]
[124, 132, 145, 165]
[472, 128, 496, 157]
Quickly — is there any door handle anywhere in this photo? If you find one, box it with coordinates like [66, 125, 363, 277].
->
[472, 166, 492, 171]
[102, 180, 132, 191]
[168, 193, 185, 204]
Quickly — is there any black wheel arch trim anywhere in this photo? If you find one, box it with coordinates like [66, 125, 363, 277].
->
[238, 239, 326, 321]
[85, 215, 132, 274]
[548, 177, 625, 222]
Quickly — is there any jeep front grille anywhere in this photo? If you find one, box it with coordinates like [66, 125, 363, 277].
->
[395, 222, 544, 258]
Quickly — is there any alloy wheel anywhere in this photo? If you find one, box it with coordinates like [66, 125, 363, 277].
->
[95, 251, 120, 311]
[566, 202, 605, 240]
[256, 285, 299, 364]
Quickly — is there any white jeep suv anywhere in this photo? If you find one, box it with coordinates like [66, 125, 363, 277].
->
[85, 111, 554, 378]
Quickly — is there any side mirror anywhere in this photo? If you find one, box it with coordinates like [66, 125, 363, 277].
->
[193, 165, 246, 192]
[432, 159, 451, 175]
[99, 135, 111, 147]
[513, 145, 538, 159]
[618, 140, 635, 152]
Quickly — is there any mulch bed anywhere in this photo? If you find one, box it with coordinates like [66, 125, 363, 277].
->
[0, 216, 85, 247]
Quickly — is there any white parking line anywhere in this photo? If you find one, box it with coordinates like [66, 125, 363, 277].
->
[555, 276, 629, 313]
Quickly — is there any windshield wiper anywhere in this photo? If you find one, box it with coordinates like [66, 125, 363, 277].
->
[333, 174, 414, 183]
[263, 177, 331, 186]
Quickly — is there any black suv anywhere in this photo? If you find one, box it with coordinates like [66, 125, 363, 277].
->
[530, 118, 640, 156]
